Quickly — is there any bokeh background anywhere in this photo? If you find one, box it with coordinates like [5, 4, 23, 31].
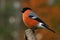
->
[0, 0, 60, 40]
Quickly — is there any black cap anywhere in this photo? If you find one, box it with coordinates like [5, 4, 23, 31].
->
[21, 7, 32, 13]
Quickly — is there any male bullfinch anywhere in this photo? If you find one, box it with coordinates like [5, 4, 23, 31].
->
[21, 7, 55, 33]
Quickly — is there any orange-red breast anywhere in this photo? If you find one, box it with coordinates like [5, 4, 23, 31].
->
[21, 7, 55, 33]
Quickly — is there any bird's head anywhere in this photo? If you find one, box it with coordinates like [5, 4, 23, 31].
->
[21, 7, 32, 13]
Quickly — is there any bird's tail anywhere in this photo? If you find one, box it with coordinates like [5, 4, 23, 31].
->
[44, 25, 56, 33]
[37, 22, 56, 33]
[45, 26, 56, 33]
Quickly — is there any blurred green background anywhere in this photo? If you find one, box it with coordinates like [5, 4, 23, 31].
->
[0, 0, 22, 40]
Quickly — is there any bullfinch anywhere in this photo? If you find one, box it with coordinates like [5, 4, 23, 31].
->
[21, 7, 56, 33]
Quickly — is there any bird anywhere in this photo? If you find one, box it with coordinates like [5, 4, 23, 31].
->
[21, 7, 56, 33]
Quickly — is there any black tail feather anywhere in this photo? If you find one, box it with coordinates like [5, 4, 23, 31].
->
[46, 27, 56, 33]
[43, 24, 56, 33]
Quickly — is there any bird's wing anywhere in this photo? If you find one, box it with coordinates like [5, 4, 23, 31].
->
[28, 11, 48, 28]
[28, 11, 45, 23]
